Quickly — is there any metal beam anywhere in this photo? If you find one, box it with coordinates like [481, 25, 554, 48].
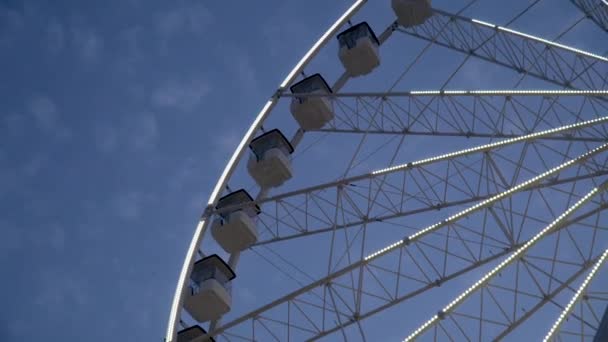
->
[398, 9, 608, 89]
[403, 182, 608, 341]
[571, 0, 608, 32]
[208, 117, 608, 246]
[164, 1, 369, 340]
[314, 92, 608, 138]
[205, 145, 608, 341]
[543, 248, 608, 341]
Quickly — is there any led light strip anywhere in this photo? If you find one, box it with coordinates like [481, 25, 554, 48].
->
[280, 89, 608, 97]
[165, 0, 369, 340]
[403, 182, 607, 342]
[372, 116, 608, 175]
[364, 142, 608, 262]
[470, 18, 608, 62]
[543, 248, 608, 341]
[407, 89, 608, 96]
[209, 116, 608, 216]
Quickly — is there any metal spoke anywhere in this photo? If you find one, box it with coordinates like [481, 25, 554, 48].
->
[403, 182, 608, 341]
[570, 0, 608, 33]
[204, 146, 607, 341]
[207, 117, 608, 246]
[543, 248, 608, 341]
[398, 9, 607, 89]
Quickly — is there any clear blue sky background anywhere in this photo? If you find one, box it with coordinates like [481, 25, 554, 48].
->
[1, 0, 606, 341]
[0, 1, 355, 340]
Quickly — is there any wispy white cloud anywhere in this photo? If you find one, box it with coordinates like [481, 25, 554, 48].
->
[71, 26, 103, 63]
[236, 286, 257, 306]
[129, 112, 158, 150]
[113, 191, 144, 220]
[94, 124, 120, 154]
[156, 1, 213, 52]
[217, 44, 259, 95]
[114, 26, 143, 77]
[3, 112, 25, 136]
[157, 2, 212, 36]
[122, 26, 142, 55]
[92, 112, 159, 154]
[151, 79, 210, 112]
[167, 156, 198, 192]
[33, 269, 90, 313]
[260, 3, 308, 60]
[231, 52, 258, 93]
[27, 95, 71, 140]
[23, 154, 49, 178]
[0, 221, 24, 257]
[216, 129, 241, 155]
[29, 96, 57, 131]
[46, 18, 65, 55]
[0, 4, 24, 47]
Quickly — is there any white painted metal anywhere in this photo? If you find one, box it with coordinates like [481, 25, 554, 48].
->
[403, 182, 608, 341]
[184, 278, 232, 323]
[167, 0, 608, 340]
[203, 142, 608, 338]
[280, 89, 608, 97]
[543, 248, 608, 341]
[247, 148, 293, 188]
[338, 25, 380, 76]
[290, 91, 334, 130]
[210, 211, 257, 254]
[177, 326, 211, 342]
[165, 1, 368, 340]
[392, 0, 433, 27]
[339, 38, 380, 76]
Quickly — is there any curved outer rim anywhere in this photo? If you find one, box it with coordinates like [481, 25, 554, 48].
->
[165, 1, 367, 340]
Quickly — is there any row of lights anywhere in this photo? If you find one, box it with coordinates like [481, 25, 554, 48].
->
[408, 89, 608, 96]
[470, 19, 608, 62]
[404, 184, 605, 341]
[364, 142, 608, 263]
[372, 116, 608, 176]
[542, 247, 608, 341]
[282, 89, 608, 98]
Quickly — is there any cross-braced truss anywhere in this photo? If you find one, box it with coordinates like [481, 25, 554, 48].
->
[283, 91, 608, 138]
[206, 143, 608, 341]
[543, 248, 608, 341]
[397, 9, 608, 89]
[167, 1, 608, 341]
[403, 182, 608, 341]
[571, 0, 608, 33]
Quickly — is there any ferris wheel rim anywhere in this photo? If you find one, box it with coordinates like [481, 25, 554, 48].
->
[165, 1, 368, 341]
[166, 0, 608, 341]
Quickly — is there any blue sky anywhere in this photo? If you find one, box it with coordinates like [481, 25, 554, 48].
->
[1, 0, 607, 341]
[0, 1, 355, 340]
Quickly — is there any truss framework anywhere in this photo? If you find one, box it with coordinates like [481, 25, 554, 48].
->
[311, 92, 608, 139]
[207, 117, 608, 247]
[169, 2, 608, 341]
[403, 182, 608, 341]
[571, 0, 608, 32]
[204, 145, 608, 341]
[398, 9, 608, 89]
[543, 248, 608, 341]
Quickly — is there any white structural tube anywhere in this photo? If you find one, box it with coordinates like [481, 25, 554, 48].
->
[165, 1, 368, 341]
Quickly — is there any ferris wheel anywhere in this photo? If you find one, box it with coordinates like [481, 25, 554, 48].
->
[165, 0, 608, 341]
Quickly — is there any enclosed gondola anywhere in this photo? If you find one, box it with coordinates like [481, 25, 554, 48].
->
[337, 22, 380, 76]
[392, 0, 433, 28]
[211, 189, 260, 254]
[184, 255, 235, 323]
[247, 129, 294, 189]
[289, 73, 334, 130]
